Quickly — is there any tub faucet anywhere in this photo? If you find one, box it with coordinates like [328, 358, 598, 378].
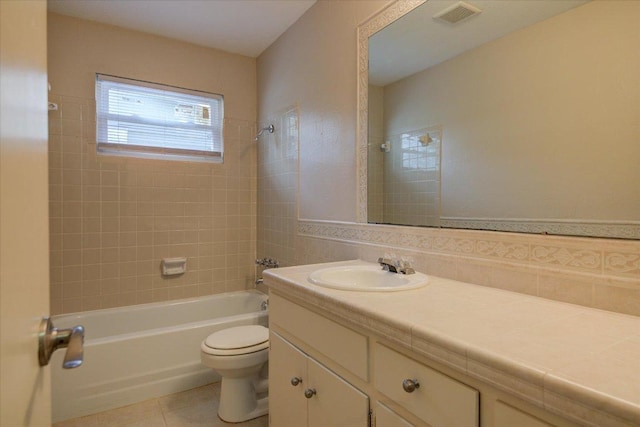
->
[255, 257, 279, 269]
[261, 300, 269, 311]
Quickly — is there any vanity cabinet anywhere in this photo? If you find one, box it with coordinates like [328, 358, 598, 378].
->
[269, 291, 575, 427]
[269, 331, 369, 426]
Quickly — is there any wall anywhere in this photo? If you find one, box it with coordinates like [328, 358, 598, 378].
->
[256, 0, 640, 316]
[48, 13, 257, 314]
[258, 0, 389, 223]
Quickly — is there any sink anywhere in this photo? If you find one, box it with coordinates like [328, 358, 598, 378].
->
[308, 264, 428, 292]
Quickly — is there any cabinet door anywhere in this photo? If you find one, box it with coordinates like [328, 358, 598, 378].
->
[270, 332, 308, 427]
[376, 402, 415, 427]
[307, 357, 370, 427]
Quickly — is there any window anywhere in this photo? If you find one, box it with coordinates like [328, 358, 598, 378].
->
[96, 74, 223, 162]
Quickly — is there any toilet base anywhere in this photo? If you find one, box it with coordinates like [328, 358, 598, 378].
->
[219, 396, 268, 423]
[217, 375, 269, 423]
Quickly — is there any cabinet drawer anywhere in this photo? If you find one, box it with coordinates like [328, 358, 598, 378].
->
[375, 344, 479, 427]
[270, 293, 368, 380]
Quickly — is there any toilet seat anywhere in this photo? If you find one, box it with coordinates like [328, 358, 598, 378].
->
[202, 325, 269, 356]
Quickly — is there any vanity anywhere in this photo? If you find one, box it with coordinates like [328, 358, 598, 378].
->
[265, 260, 640, 427]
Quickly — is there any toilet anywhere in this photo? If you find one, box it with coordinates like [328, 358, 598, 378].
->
[200, 325, 269, 423]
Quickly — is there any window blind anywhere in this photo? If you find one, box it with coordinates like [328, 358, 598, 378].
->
[96, 74, 223, 161]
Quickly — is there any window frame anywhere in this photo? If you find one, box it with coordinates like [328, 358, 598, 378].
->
[95, 73, 224, 162]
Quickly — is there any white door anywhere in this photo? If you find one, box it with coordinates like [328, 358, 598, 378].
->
[269, 332, 308, 426]
[0, 0, 51, 425]
[307, 357, 369, 427]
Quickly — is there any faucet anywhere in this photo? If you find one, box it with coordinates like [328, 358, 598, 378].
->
[377, 256, 415, 275]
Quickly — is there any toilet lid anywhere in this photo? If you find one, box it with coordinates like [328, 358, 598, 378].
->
[204, 325, 269, 350]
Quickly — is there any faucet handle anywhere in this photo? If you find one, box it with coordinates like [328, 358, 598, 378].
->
[397, 257, 416, 275]
[378, 257, 398, 273]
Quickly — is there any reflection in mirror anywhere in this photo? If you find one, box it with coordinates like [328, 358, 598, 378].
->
[362, 0, 640, 239]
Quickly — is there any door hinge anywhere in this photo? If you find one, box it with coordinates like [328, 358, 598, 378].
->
[368, 408, 374, 427]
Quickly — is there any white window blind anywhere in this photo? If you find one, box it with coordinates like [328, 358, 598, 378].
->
[96, 74, 223, 161]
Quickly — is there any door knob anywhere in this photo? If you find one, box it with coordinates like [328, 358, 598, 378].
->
[291, 376, 302, 386]
[38, 317, 84, 369]
[304, 388, 316, 399]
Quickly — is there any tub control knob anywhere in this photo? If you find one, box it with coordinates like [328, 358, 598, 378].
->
[402, 379, 420, 393]
[290, 377, 302, 386]
[304, 388, 316, 399]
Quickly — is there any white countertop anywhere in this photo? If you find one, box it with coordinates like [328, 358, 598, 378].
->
[264, 260, 640, 427]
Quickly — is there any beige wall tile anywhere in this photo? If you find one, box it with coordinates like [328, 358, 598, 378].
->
[48, 13, 258, 314]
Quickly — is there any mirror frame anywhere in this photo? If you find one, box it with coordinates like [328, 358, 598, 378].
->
[356, 0, 640, 239]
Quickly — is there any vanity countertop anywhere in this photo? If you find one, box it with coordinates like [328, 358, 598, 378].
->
[264, 260, 640, 427]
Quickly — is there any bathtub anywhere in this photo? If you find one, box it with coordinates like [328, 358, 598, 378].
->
[51, 290, 268, 422]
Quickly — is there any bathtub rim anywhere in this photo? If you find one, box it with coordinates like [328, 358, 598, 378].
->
[53, 289, 268, 320]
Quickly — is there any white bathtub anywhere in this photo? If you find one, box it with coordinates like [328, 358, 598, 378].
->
[51, 290, 268, 422]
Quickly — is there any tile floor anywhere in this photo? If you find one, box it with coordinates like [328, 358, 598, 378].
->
[53, 383, 268, 427]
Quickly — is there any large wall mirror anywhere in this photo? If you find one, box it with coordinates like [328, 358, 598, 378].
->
[357, 0, 639, 239]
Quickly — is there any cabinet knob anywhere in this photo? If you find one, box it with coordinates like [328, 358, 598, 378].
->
[402, 378, 420, 393]
[304, 388, 316, 399]
[290, 376, 302, 386]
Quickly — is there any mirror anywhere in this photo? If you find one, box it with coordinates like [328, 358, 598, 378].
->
[358, 0, 640, 239]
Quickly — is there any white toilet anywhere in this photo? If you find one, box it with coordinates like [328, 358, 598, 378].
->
[200, 325, 269, 423]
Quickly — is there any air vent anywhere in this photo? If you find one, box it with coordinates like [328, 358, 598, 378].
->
[433, 1, 482, 25]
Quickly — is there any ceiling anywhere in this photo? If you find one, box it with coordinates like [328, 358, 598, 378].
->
[47, 0, 317, 58]
[369, 0, 588, 86]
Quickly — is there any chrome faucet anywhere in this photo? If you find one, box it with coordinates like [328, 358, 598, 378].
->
[377, 256, 415, 275]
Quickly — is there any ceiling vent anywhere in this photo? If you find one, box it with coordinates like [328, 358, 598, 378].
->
[433, 1, 482, 25]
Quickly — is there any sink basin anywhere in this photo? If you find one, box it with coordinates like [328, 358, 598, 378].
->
[308, 264, 428, 292]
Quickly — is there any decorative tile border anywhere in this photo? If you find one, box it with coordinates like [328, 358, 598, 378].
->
[298, 220, 640, 280]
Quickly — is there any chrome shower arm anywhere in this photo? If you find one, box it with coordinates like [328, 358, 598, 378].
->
[255, 124, 275, 140]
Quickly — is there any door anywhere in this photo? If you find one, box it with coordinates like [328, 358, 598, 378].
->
[269, 332, 369, 427]
[0, 0, 51, 425]
[307, 357, 369, 427]
[269, 332, 308, 426]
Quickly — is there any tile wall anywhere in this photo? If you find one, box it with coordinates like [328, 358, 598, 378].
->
[48, 95, 256, 314]
[295, 221, 640, 317]
[48, 12, 258, 314]
[256, 107, 299, 269]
